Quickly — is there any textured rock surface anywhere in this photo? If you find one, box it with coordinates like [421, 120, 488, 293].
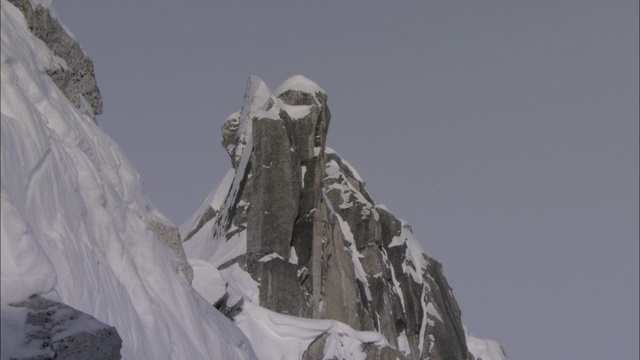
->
[9, 295, 122, 360]
[148, 220, 194, 284]
[183, 75, 501, 359]
[8, 0, 102, 120]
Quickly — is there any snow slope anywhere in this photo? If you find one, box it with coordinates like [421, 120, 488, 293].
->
[466, 326, 509, 360]
[0, 2, 255, 358]
[235, 302, 391, 360]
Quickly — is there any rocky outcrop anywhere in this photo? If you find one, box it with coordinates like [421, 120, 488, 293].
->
[183, 75, 494, 359]
[148, 220, 194, 284]
[8, 0, 103, 120]
[9, 295, 122, 360]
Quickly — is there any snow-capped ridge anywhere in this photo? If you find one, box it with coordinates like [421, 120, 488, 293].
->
[275, 74, 326, 96]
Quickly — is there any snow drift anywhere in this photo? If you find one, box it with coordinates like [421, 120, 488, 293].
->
[0, 1, 255, 358]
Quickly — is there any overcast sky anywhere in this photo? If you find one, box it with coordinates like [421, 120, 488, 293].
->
[53, 1, 638, 359]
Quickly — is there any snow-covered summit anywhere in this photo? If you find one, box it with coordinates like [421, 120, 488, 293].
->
[275, 74, 326, 96]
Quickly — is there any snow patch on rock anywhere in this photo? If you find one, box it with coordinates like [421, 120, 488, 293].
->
[465, 326, 509, 360]
[275, 74, 325, 96]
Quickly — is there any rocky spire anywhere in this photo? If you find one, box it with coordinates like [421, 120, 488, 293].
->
[183, 75, 502, 359]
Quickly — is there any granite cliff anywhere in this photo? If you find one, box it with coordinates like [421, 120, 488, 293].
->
[182, 75, 508, 360]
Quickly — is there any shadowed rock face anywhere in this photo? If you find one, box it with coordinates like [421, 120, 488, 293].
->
[10, 295, 122, 360]
[8, 0, 103, 121]
[184, 75, 481, 359]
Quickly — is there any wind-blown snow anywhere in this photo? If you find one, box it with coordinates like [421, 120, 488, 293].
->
[180, 167, 234, 239]
[282, 103, 313, 120]
[325, 147, 364, 183]
[289, 246, 299, 264]
[325, 157, 374, 216]
[418, 286, 429, 353]
[426, 302, 443, 323]
[188, 259, 227, 305]
[275, 74, 326, 96]
[185, 219, 248, 268]
[219, 263, 260, 305]
[0, 3, 255, 358]
[259, 253, 285, 262]
[180, 168, 249, 267]
[380, 247, 406, 310]
[236, 302, 390, 360]
[389, 221, 429, 284]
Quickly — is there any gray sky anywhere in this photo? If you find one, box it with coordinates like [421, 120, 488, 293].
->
[53, 1, 638, 359]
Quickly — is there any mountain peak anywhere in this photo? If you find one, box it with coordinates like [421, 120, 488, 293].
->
[183, 75, 507, 359]
[276, 73, 325, 96]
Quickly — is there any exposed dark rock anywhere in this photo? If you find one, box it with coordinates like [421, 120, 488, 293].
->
[221, 113, 241, 168]
[246, 116, 299, 258]
[360, 342, 406, 360]
[8, 0, 103, 121]
[9, 295, 122, 360]
[213, 292, 244, 320]
[278, 89, 317, 106]
[301, 332, 330, 360]
[183, 206, 216, 242]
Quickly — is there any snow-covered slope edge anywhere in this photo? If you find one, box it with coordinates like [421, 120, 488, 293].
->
[465, 326, 508, 360]
[0, 2, 256, 358]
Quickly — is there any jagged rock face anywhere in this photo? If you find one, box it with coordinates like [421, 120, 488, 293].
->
[9, 295, 122, 360]
[184, 75, 476, 359]
[8, 0, 103, 120]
